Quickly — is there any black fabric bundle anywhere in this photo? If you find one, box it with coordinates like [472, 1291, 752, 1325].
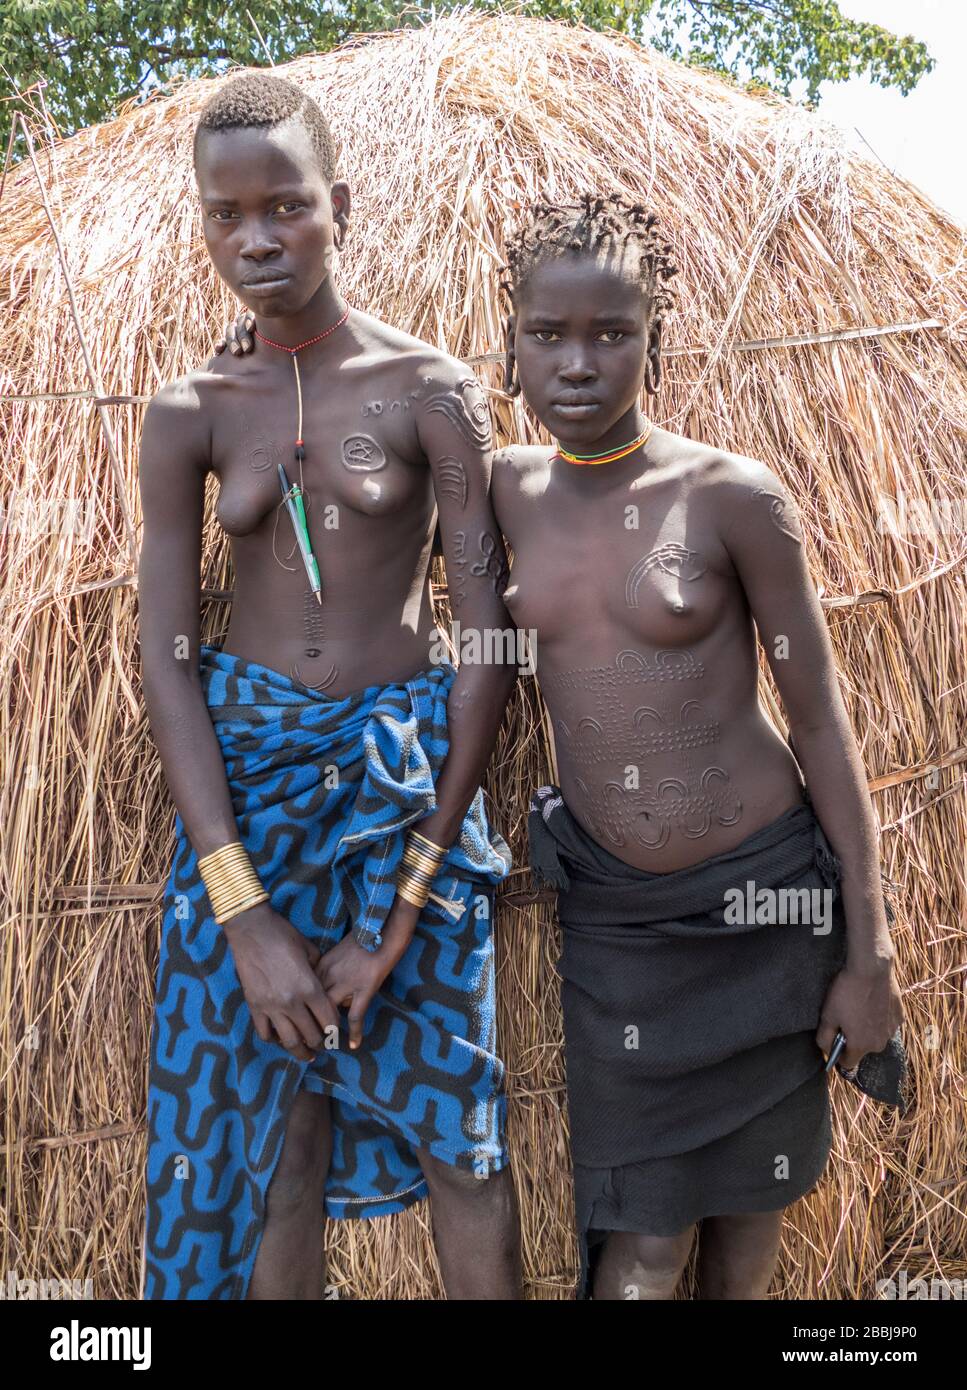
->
[528, 786, 909, 1139]
[528, 784, 910, 1296]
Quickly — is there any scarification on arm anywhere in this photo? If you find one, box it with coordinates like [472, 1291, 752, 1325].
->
[435, 457, 468, 509]
[469, 530, 509, 596]
[750, 486, 804, 544]
[423, 378, 494, 452]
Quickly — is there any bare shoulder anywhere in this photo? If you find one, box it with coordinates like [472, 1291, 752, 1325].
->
[349, 308, 443, 360]
[399, 345, 500, 475]
[675, 435, 804, 544]
[140, 368, 216, 476]
[489, 443, 552, 538]
[405, 342, 489, 403]
[649, 428, 789, 502]
[346, 313, 476, 395]
[145, 364, 225, 419]
[493, 442, 553, 493]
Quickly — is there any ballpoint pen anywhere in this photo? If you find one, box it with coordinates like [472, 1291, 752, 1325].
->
[825, 1029, 847, 1072]
[277, 462, 322, 603]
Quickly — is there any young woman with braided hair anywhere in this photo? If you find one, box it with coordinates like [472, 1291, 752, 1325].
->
[223, 183, 907, 1299]
[494, 191, 905, 1300]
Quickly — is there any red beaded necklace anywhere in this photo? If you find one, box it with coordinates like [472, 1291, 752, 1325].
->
[254, 304, 351, 465]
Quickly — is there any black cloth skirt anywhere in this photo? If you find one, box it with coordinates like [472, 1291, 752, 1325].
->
[527, 785, 849, 1299]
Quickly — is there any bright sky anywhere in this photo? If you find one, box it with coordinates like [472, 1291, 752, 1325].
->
[638, 0, 963, 224]
[798, 0, 965, 224]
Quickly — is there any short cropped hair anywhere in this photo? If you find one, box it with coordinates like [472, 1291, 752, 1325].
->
[193, 71, 337, 183]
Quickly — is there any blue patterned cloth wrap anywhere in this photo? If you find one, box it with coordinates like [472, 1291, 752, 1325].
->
[144, 645, 512, 1299]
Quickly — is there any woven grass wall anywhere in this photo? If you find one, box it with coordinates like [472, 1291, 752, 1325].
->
[1, 13, 964, 1299]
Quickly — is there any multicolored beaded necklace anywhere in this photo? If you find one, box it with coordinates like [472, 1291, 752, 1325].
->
[552, 420, 653, 465]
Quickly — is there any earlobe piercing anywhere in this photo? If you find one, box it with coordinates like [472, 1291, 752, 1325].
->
[645, 321, 663, 395]
[645, 352, 661, 395]
[502, 314, 521, 397]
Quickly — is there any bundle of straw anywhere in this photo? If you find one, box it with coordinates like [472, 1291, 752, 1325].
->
[1, 11, 964, 1299]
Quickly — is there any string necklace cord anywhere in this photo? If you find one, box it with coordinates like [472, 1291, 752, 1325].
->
[252, 303, 351, 596]
[552, 419, 654, 465]
[292, 353, 306, 499]
[271, 497, 299, 573]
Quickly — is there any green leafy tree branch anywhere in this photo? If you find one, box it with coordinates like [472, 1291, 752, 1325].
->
[0, 1, 933, 157]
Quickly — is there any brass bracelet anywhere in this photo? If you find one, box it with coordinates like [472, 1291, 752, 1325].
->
[395, 873, 432, 909]
[399, 849, 442, 891]
[402, 839, 446, 870]
[396, 858, 437, 907]
[404, 831, 447, 865]
[409, 829, 448, 857]
[400, 845, 442, 878]
[395, 828, 447, 909]
[197, 841, 269, 925]
[396, 865, 441, 909]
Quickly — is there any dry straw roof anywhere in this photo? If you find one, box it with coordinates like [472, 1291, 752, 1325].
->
[1, 12, 964, 1298]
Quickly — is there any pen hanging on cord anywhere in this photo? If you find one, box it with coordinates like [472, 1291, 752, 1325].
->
[254, 305, 352, 606]
[278, 462, 322, 603]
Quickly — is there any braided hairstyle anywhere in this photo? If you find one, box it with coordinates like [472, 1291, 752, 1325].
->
[499, 192, 678, 397]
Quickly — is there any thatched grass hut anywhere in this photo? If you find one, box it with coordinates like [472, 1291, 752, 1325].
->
[1, 12, 964, 1299]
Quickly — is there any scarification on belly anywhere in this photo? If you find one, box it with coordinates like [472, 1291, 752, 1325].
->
[557, 701, 720, 767]
[550, 647, 743, 850]
[548, 647, 705, 693]
[574, 767, 743, 850]
[290, 591, 337, 688]
[302, 588, 325, 650]
[290, 659, 339, 691]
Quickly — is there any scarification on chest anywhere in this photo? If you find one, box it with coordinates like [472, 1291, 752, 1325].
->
[625, 542, 707, 606]
[236, 411, 284, 474]
[341, 434, 387, 472]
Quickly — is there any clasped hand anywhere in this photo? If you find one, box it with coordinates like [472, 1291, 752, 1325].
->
[226, 895, 422, 1060]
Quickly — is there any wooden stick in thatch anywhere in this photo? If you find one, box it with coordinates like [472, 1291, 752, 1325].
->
[1, 12, 964, 1299]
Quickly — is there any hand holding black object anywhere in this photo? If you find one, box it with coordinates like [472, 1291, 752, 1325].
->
[825, 1026, 909, 1112]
